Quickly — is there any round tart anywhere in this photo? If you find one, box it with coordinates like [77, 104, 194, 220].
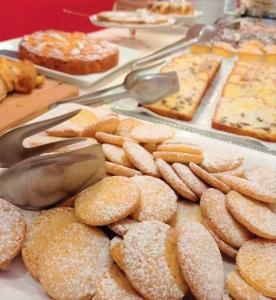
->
[19, 30, 119, 74]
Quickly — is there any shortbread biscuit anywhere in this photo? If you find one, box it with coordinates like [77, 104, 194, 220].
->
[75, 176, 140, 226]
[226, 191, 276, 240]
[169, 201, 202, 230]
[244, 167, 276, 193]
[47, 110, 97, 137]
[95, 264, 143, 300]
[237, 239, 276, 298]
[213, 165, 244, 177]
[130, 123, 175, 143]
[22, 207, 77, 279]
[216, 174, 276, 204]
[123, 221, 187, 300]
[162, 137, 190, 145]
[200, 150, 243, 172]
[81, 116, 120, 137]
[105, 162, 142, 177]
[153, 151, 203, 164]
[95, 132, 133, 146]
[201, 219, 238, 258]
[115, 118, 142, 138]
[110, 237, 125, 271]
[37, 223, 111, 300]
[108, 218, 139, 236]
[131, 176, 177, 223]
[102, 144, 133, 167]
[157, 143, 203, 155]
[142, 142, 158, 153]
[123, 141, 159, 177]
[156, 158, 197, 201]
[177, 222, 224, 300]
[189, 162, 230, 193]
[200, 189, 253, 248]
[0, 198, 26, 270]
[227, 270, 271, 300]
[173, 163, 207, 197]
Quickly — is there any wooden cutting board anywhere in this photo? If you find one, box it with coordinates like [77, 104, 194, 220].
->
[0, 78, 79, 134]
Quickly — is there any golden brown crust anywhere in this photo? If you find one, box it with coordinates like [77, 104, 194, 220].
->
[19, 44, 119, 75]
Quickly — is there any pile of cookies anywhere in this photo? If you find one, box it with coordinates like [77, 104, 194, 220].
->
[0, 108, 276, 300]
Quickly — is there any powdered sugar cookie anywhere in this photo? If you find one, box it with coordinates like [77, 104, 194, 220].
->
[173, 163, 207, 197]
[169, 201, 202, 230]
[162, 137, 191, 145]
[115, 118, 142, 138]
[22, 207, 77, 280]
[153, 151, 203, 164]
[177, 222, 224, 300]
[227, 270, 271, 300]
[105, 162, 141, 177]
[157, 143, 203, 155]
[156, 158, 197, 201]
[130, 123, 175, 143]
[216, 174, 276, 204]
[200, 189, 253, 248]
[200, 150, 243, 173]
[142, 142, 158, 153]
[37, 223, 111, 300]
[123, 221, 187, 300]
[244, 167, 276, 193]
[95, 264, 143, 300]
[131, 176, 177, 223]
[226, 191, 276, 240]
[123, 141, 159, 177]
[189, 163, 230, 194]
[237, 239, 276, 298]
[213, 165, 244, 177]
[75, 176, 140, 226]
[102, 144, 133, 167]
[201, 219, 238, 258]
[108, 218, 139, 236]
[95, 132, 134, 146]
[110, 236, 125, 271]
[47, 109, 97, 137]
[81, 116, 120, 137]
[0, 198, 25, 270]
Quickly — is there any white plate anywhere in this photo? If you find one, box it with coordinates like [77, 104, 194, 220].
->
[90, 14, 176, 29]
[0, 38, 142, 88]
[1, 103, 275, 300]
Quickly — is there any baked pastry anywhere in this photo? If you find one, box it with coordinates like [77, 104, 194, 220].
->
[19, 30, 119, 74]
[145, 53, 221, 121]
[148, 0, 194, 15]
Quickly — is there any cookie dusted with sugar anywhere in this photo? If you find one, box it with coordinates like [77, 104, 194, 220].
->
[19, 30, 119, 74]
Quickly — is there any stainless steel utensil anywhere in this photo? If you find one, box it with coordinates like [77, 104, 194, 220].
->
[0, 144, 106, 210]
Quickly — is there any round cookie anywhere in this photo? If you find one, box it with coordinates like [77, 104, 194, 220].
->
[22, 207, 77, 280]
[226, 191, 276, 240]
[227, 270, 271, 300]
[102, 144, 133, 167]
[173, 163, 207, 197]
[82, 116, 120, 137]
[123, 141, 159, 177]
[95, 264, 143, 300]
[110, 236, 125, 272]
[130, 123, 175, 143]
[216, 174, 276, 204]
[131, 175, 177, 223]
[237, 239, 276, 298]
[37, 223, 111, 300]
[200, 150, 243, 173]
[0, 198, 26, 270]
[108, 218, 139, 236]
[123, 221, 187, 300]
[201, 219, 238, 258]
[95, 132, 133, 146]
[156, 158, 197, 201]
[157, 143, 203, 155]
[200, 189, 253, 248]
[75, 176, 140, 226]
[115, 118, 142, 138]
[105, 162, 142, 177]
[189, 162, 230, 194]
[153, 151, 203, 164]
[177, 222, 224, 300]
[213, 165, 244, 178]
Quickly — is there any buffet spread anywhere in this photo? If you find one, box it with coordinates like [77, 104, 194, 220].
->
[0, 1, 275, 300]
